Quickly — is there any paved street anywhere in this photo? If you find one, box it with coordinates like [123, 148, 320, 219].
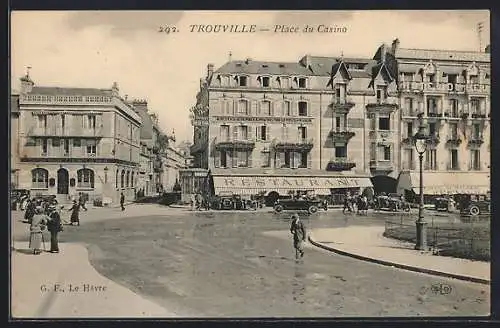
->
[11, 206, 489, 317]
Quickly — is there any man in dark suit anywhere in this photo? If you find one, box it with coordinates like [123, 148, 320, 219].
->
[290, 213, 307, 259]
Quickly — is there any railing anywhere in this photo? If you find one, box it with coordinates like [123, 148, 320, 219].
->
[366, 99, 399, 110]
[384, 218, 490, 261]
[326, 157, 356, 171]
[369, 130, 395, 139]
[28, 126, 103, 137]
[446, 135, 461, 147]
[330, 129, 355, 140]
[369, 160, 394, 170]
[398, 81, 489, 94]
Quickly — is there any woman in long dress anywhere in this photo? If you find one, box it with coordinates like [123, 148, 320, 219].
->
[29, 206, 48, 255]
[68, 200, 80, 226]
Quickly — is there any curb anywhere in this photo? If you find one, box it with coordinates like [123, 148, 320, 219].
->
[308, 235, 490, 286]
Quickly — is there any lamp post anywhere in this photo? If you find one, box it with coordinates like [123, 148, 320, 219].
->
[104, 166, 108, 183]
[413, 119, 429, 251]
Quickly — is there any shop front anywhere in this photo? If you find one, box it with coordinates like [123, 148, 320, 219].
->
[207, 168, 373, 206]
[396, 170, 490, 204]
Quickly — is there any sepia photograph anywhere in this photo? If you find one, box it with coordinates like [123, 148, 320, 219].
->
[9, 10, 490, 318]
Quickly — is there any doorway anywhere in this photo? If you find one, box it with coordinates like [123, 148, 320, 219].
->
[57, 168, 69, 194]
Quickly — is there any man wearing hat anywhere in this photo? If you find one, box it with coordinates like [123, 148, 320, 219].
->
[68, 200, 81, 226]
[290, 213, 307, 259]
[29, 206, 48, 255]
[47, 205, 63, 253]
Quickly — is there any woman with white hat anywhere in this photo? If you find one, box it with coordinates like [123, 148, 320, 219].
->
[29, 206, 48, 255]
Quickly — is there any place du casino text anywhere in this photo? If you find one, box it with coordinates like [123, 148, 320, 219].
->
[188, 24, 347, 33]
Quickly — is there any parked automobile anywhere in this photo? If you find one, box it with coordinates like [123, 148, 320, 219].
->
[274, 198, 323, 214]
[456, 194, 490, 216]
[374, 194, 410, 212]
[434, 197, 450, 212]
[10, 189, 30, 210]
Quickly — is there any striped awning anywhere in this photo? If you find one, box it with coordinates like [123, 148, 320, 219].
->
[212, 175, 373, 196]
[397, 171, 490, 195]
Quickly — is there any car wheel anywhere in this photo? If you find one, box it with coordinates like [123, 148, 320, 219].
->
[308, 205, 318, 214]
[274, 204, 283, 213]
[469, 205, 480, 216]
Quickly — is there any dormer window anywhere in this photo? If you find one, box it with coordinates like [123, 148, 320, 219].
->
[469, 74, 479, 84]
[261, 76, 270, 87]
[298, 77, 307, 88]
[239, 76, 248, 87]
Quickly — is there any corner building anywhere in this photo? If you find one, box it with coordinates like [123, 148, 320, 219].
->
[15, 74, 142, 205]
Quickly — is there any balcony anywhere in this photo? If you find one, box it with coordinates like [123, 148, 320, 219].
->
[27, 126, 103, 138]
[402, 136, 413, 146]
[446, 136, 462, 147]
[459, 112, 470, 120]
[326, 157, 356, 171]
[272, 137, 314, 151]
[369, 160, 394, 172]
[401, 108, 422, 118]
[471, 112, 488, 120]
[425, 134, 440, 147]
[366, 99, 398, 113]
[329, 97, 355, 114]
[369, 130, 394, 142]
[214, 137, 255, 151]
[329, 129, 355, 142]
[468, 135, 484, 147]
[427, 111, 445, 120]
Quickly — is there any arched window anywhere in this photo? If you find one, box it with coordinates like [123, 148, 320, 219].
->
[131, 172, 135, 187]
[126, 171, 130, 187]
[115, 170, 119, 188]
[121, 170, 125, 188]
[31, 168, 48, 188]
[77, 168, 94, 188]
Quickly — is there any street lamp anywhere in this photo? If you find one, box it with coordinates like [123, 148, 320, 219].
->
[413, 119, 429, 251]
[104, 166, 108, 183]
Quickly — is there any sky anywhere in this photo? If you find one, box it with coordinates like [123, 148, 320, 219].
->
[11, 10, 490, 144]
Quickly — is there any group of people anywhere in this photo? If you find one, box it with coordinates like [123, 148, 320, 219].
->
[342, 194, 369, 215]
[190, 192, 209, 211]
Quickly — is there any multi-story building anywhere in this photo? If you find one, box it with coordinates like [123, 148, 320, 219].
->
[190, 58, 377, 201]
[380, 39, 491, 197]
[14, 72, 142, 205]
[10, 94, 21, 188]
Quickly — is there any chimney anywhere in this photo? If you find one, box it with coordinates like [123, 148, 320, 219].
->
[207, 63, 214, 78]
[112, 82, 119, 96]
[391, 38, 400, 54]
[485, 44, 490, 53]
[19, 66, 34, 94]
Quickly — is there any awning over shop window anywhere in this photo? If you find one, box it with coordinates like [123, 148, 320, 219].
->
[398, 64, 423, 73]
[212, 175, 373, 196]
[440, 66, 466, 75]
[397, 171, 490, 195]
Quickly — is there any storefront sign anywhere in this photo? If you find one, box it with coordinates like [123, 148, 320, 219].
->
[213, 176, 372, 189]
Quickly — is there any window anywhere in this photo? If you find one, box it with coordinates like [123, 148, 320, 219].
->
[237, 151, 249, 167]
[473, 124, 481, 139]
[261, 151, 270, 167]
[427, 74, 436, 83]
[335, 146, 347, 158]
[220, 125, 230, 141]
[126, 171, 130, 187]
[448, 74, 457, 84]
[427, 97, 438, 115]
[237, 100, 249, 115]
[73, 139, 81, 147]
[37, 115, 47, 129]
[220, 150, 227, 168]
[31, 168, 48, 189]
[429, 123, 436, 136]
[298, 101, 308, 116]
[259, 126, 268, 141]
[280, 77, 290, 89]
[84, 115, 96, 129]
[41, 139, 48, 154]
[469, 75, 479, 84]
[449, 123, 458, 139]
[239, 76, 248, 87]
[115, 170, 119, 188]
[298, 127, 307, 140]
[131, 172, 135, 187]
[406, 122, 413, 138]
[379, 117, 390, 130]
[299, 151, 308, 168]
[61, 115, 65, 130]
[471, 150, 480, 170]
[283, 101, 291, 116]
[404, 98, 414, 115]
[261, 76, 270, 87]
[376, 87, 386, 103]
[64, 139, 70, 155]
[450, 99, 458, 117]
[121, 170, 125, 188]
[383, 146, 391, 161]
[284, 151, 291, 167]
[335, 116, 342, 130]
[77, 168, 94, 188]
[239, 125, 248, 140]
[450, 149, 459, 170]
[470, 99, 481, 114]
[86, 139, 97, 155]
[425, 149, 437, 170]
[298, 78, 307, 88]
[261, 101, 271, 116]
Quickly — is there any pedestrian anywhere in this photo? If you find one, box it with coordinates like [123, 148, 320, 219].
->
[195, 193, 202, 211]
[79, 193, 88, 211]
[29, 206, 48, 255]
[190, 193, 196, 211]
[24, 199, 36, 223]
[290, 213, 307, 259]
[343, 194, 352, 214]
[68, 200, 81, 226]
[120, 192, 125, 211]
[47, 205, 63, 253]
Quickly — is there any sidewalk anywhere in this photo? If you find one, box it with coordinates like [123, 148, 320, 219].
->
[11, 241, 177, 318]
[308, 226, 490, 285]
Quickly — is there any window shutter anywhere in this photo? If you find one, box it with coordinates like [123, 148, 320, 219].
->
[255, 126, 260, 140]
[232, 126, 238, 141]
[248, 151, 253, 167]
[307, 152, 312, 169]
[232, 150, 238, 167]
[247, 126, 253, 141]
[294, 152, 300, 168]
[279, 152, 286, 168]
[266, 126, 270, 141]
[214, 150, 221, 168]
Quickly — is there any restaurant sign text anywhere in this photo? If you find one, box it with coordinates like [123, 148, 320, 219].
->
[214, 176, 371, 189]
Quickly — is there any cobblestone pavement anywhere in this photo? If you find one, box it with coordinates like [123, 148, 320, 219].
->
[11, 207, 489, 317]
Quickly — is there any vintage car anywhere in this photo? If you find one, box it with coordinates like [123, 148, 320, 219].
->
[10, 189, 30, 210]
[434, 197, 450, 212]
[374, 194, 410, 212]
[273, 198, 324, 214]
[211, 194, 257, 210]
[456, 194, 490, 216]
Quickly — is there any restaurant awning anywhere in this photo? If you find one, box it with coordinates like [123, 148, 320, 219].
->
[212, 174, 373, 196]
[398, 63, 422, 73]
[397, 171, 490, 195]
